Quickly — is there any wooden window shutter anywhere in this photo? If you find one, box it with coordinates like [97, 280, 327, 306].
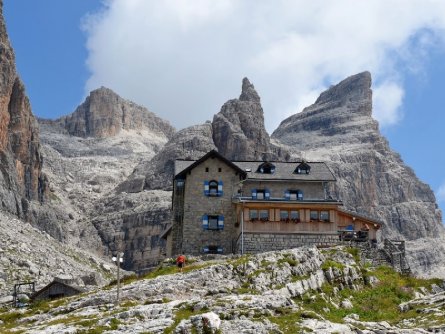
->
[204, 181, 209, 196]
[218, 215, 224, 230]
[218, 180, 223, 196]
[202, 214, 209, 229]
[285, 190, 290, 200]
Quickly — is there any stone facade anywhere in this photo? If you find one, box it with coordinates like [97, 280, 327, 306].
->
[172, 154, 244, 255]
[170, 150, 381, 256]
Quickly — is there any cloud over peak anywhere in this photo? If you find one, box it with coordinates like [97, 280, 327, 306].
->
[83, 0, 445, 132]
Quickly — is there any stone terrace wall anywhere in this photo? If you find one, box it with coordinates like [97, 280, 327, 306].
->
[237, 232, 340, 253]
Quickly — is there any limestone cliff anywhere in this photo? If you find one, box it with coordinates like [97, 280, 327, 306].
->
[272, 72, 444, 242]
[101, 123, 216, 270]
[53, 87, 175, 139]
[0, 1, 46, 218]
[117, 122, 216, 193]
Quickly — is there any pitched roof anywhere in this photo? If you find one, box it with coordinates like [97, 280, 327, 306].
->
[30, 280, 83, 300]
[174, 151, 336, 182]
[234, 161, 335, 181]
[338, 208, 383, 225]
[174, 150, 247, 179]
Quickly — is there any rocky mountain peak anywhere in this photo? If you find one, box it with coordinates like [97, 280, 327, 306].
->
[239, 77, 260, 103]
[212, 78, 287, 161]
[272, 72, 377, 150]
[55, 87, 175, 139]
[315, 71, 372, 108]
[272, 72, 443, 242]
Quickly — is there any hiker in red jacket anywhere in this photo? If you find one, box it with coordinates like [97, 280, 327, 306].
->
[176, 254, 186, 272]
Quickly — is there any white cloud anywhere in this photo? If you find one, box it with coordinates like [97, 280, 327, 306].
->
[83, 0, 445, 132]
[373, 82, 404, 126]
[437, 182, 445, 203]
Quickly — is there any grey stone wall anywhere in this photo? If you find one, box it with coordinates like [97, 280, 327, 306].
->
[236, 232, 340, 253]
[179, 157, 243, 255]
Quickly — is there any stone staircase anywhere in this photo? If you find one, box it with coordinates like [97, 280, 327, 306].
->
[355, 239, 411, 275]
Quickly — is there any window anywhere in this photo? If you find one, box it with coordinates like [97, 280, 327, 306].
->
[202, 215, 224, 230]
[280, 210, 289, 221]
[257, 162, 275, 174]
[209, 180, 218, 196]
[290, 210, 300, 222]
[218, 168, 222, 172]
[204, 180, 223, 196]
[208, 215, 218, 230]
[249, 209, 258, 221]
[257, 190, 264, 200]
[320, 211, 330, 222]
[203, 245, 223, 254]
[310, 211, 319, 221]
[295, 162, 311, 174]
[252, 189, 270, 200]
[259, 210, 269, 221]
[205, 167, 209, 172]
[285, 190, 303, 201]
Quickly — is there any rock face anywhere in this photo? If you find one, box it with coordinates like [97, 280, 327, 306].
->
[92, 190, 172, 272]
[272, 72, 443, 240]
[0, 210, 115, 298]
[212, 78, 287, 161]
[53, 87, 175, 139]
[0, 1, 46, 218]
[272, 72, 445, 277]
[118, 122, 216, 193]
[104, 123, 216, 270]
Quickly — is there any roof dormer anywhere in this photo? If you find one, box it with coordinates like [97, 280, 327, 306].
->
[257, 161, 275, 174]
[295, 161, 310, 174]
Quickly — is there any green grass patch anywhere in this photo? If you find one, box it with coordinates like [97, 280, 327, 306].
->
[299, 265, 443, 325]
[278, 257, 299, 267]
[321, 260, 345, 271]
[260, 259, 272, 267]
[0, 310, 23, 329]
[345, 247, 360, 263]
[143, 262, 214, 280]
[268, 311, 305, 333]
[228, 254, 252, 267]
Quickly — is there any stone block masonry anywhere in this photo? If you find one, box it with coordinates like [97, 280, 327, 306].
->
[237, 232, 340, 253]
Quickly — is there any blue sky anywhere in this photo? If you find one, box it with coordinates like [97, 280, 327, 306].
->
[3, 0, 445, 221]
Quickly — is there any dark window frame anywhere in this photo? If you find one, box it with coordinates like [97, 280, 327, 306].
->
[208, 180, 219, 196]
[310, 210, 319, 221]
[249, 209, 258, 221]
[320, 211, 330, 222]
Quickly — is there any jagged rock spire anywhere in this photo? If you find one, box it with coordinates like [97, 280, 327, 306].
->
[212, 78, 287, 161]
[239, 77, 261, 103]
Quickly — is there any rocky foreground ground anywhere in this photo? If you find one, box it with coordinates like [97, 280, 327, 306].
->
[0, 246, 444, 334]
[0, 211, 115, 300]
